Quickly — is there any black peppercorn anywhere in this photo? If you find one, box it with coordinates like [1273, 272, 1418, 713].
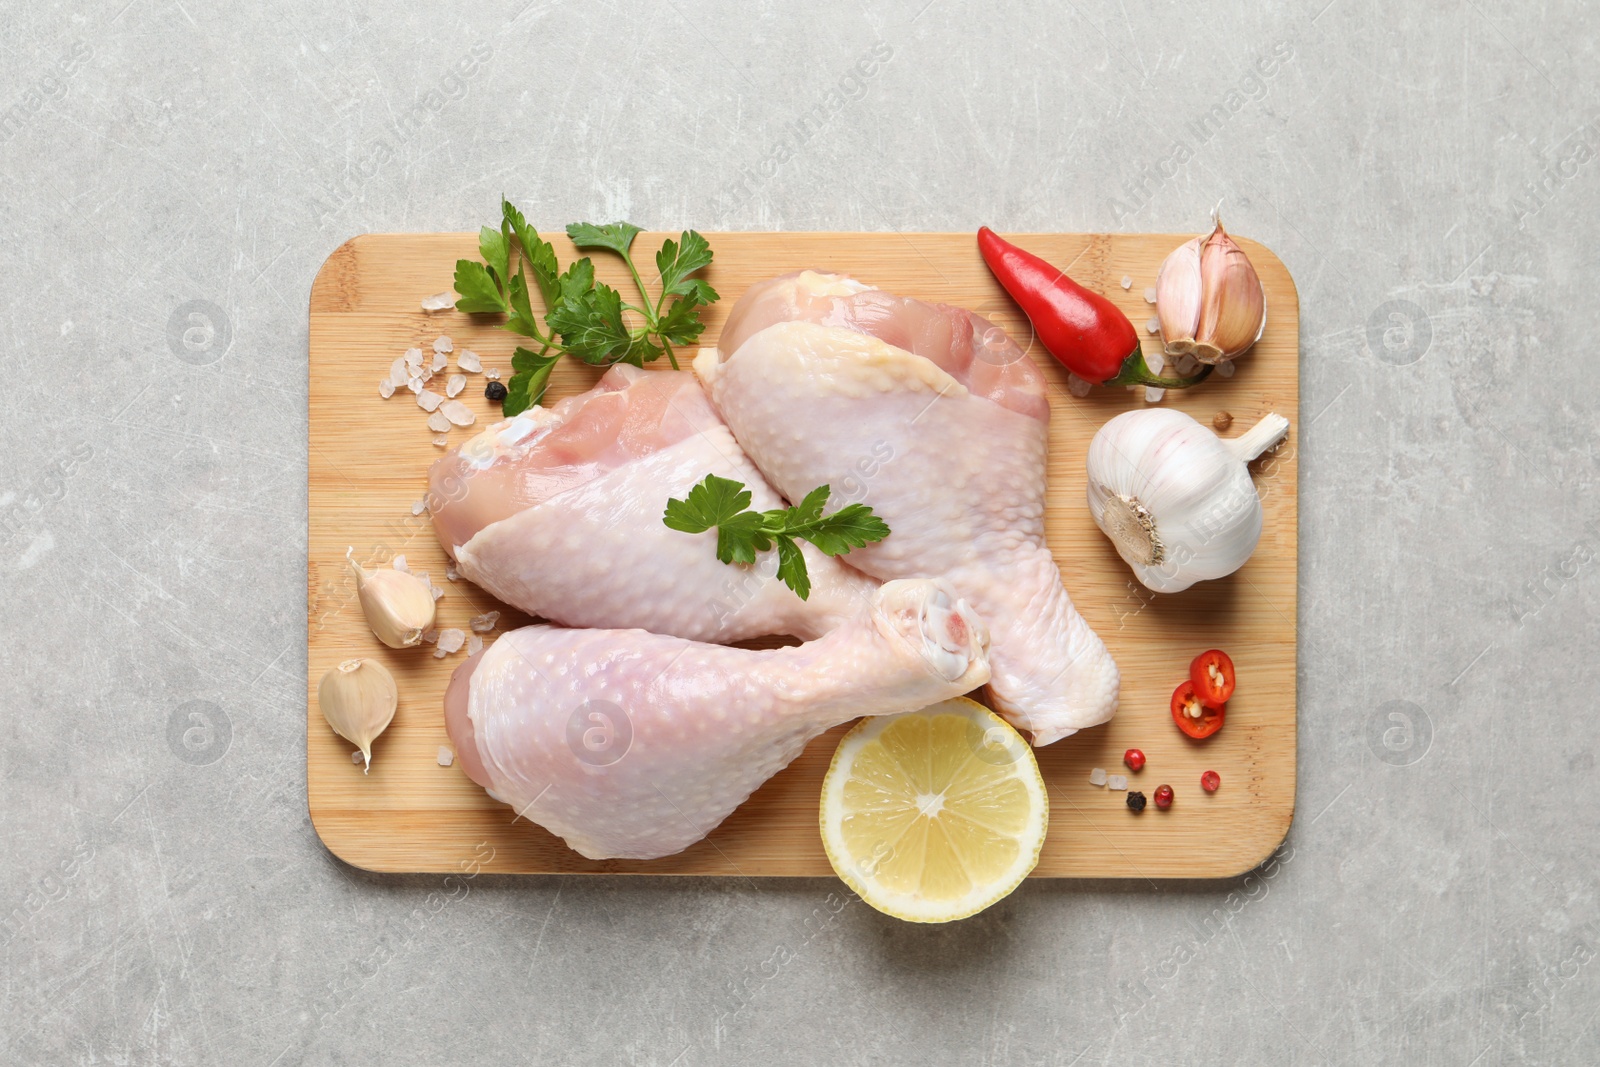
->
[485, 380, 508, 402]
[1126, 790, 1147, 813]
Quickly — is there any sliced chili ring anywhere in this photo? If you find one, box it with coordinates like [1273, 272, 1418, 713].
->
[1171, 679, 1225, 740]
[1189, 649, 1236, 709]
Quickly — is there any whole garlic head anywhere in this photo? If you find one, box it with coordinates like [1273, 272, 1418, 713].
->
[348, 549, 436, 648]
[1086, 408, 1289, 593]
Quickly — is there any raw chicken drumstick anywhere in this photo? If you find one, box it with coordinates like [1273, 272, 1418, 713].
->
[696, 272, 1119, 744]
[429, 365, 877, 643]
[444, 579, 989, 860]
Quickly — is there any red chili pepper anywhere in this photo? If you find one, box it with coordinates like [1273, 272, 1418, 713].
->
[976, 227, 1211, 390]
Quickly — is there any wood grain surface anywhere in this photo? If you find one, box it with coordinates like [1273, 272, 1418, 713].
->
[307, 231, 1298, 878]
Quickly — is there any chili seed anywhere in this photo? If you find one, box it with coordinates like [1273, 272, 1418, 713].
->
[1201, 770, 1221, 792]
[485, 381, 508, 402]
[1126, 791, 1147, 813]
[1154, 784, 1174, 809]
[1123, 748, 1145, 772]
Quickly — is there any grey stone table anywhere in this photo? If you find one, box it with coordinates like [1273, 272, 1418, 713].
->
[2, 0, 1594, 1063]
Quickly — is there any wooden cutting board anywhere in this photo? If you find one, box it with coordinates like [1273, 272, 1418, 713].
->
[308, 231, 1297, 878]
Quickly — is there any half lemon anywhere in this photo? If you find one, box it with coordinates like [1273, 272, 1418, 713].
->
[820, 697, 1048, 923]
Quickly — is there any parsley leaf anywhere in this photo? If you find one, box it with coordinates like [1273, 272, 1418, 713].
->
[505, 269, 540, 338]
[479, 225, 512, 294]
[658, 293, 710, 347]
[453, 259, 506, 314]
[502, 200, 560, 308]
[547, 279, 639, 366]
[566, 221, 642, 258]
[662, 475, 891, 599]
[656, 232, 717, 300]
[502, 346, 560, 417]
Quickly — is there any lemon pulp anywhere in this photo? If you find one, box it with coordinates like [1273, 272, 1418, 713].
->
[820, 697, 1047, 923]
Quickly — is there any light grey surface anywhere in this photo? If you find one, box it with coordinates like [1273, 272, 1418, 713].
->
[0, 0, 1595, 1063]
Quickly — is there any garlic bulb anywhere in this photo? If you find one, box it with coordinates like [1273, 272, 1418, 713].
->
[1086, 409, 1289, 593]
[348, 549, 435, 648]
[1156, 208, 1266, 365]
[317, 658, 398, 772]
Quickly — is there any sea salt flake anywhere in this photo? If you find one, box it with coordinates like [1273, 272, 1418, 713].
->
[1066, 373, 1093, 398]
[1146, 316, 1161, 334]
[437, 746, 455, 767]
[1120, 275, 1132, 290]
[432, 434, 450, 447]
[433, 335, 453, 354]
[467, 634, 482, 655]
[1107, 774, 1128, 791]
[392, 555, 409, 572]
[378, 379, 395, 398]
[457, 349, 482, 373]
[1144, 287, 1158, 304]
[469, 611, 500, 632]
[440, 399, 476, 427]
[1089, 767, 1108, 786]
[421, 291, 454, 312]
[436, 628, 465, 653]
[1217, 359, 1236, 378]
[446, 373, 466, 398]
[417, 389, 444, 412]
[428, 411, 452, 433]
[485, 368, 501, 380]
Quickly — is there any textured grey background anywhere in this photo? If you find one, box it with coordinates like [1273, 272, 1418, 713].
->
[0, 0, 1595, 1063]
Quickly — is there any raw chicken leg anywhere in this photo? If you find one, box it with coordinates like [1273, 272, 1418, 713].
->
[444, 579, 990, 860]
[429, 365, 877, 642]
[696, 273, 1119, 744]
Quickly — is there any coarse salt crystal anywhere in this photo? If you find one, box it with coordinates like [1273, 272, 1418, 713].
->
[1144, 287, 1158, 304]
[432, 350, 449, 374]
[1175, 353, 1200, 376]
[421, 628, 438, 643]
[484, 368, 501, 380]
[437, 628, 465, 653]
[469, 611, 500, 632]
[457, 349, 482, 373]
[1217, 359, 1236, 378]
[379, 379, 395, 398]
[421, 291, 454, 312]
[432, 434, 449, 447]
[445, 564, 458, 581]
[440, 399, 476, 427]
[1067, 373, 1093, 398]
[1146, 349, 1165, 375]
[428, 411, 452, 433]
[392, 555, 409, 572]
[417, 389, 444, 412]
[433, 647, 448, 659]
[433, 335, 453, 354]
[405, 347, 425, 371]
[389, 357, 409, 386]
[1107, 774, 1128, 791]
[467, 634, 482, 656]
[1120, 276, 1133, 290]
[1146, 316, 1161, 334]
[437, 746, 454, 767]
[446, 373, 466, 398]
[1144, 386, 1165, 403]
[1089, 767, 1108, 786]
[411, 498, 427, 516]
[408, 378, 424, 395]
[431, 585, 443, 601]
[351, 750, 365, 765]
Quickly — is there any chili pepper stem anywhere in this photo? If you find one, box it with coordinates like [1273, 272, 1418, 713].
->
[1103, 344, 1214, 390]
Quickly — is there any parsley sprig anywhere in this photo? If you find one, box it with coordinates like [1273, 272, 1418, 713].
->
[662, 474, 891, 600]
[452, 200, 718, 417]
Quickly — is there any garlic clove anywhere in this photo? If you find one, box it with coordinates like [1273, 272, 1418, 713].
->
[1194, 222, 1266, 363]
[317, 658, 398, 772]
[1155, 235, 1204, 355]
[348, 549, 437, 648]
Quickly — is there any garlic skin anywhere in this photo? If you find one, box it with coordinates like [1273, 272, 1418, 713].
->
[348, 550, 436, 648]
[317, 658, 398, 772]
[1086, 409, 1290, 593]
[1156, 212, 1266, 365]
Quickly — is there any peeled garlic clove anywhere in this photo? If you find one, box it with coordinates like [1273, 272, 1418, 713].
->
[1085, 408, 1289, 593]
[348, 549, 436, 648]
[317, 658, 398, 772]
[1155, 236, 1203, 355]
